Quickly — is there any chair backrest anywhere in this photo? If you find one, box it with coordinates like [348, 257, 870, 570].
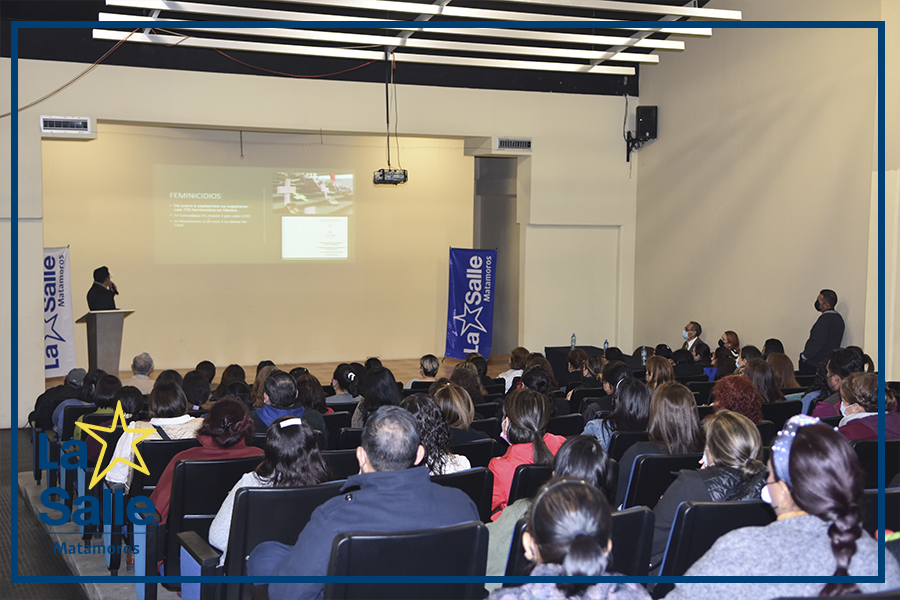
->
[755, 420, 777, 446]
[504, 518, 531, 580]
[608, 431, 649, 462]
[224, 481, 347, 599]
[129, 438, 201, 499]
[853, 439, 900, 490]
[328, 401, 359, 414]
[862, 487, 900, 535]
[675, 374, 708, 384]
[610, 506, 655, 576]
[432, 467, 494, 523]
[410, 380, 433, 391]
[569, 387, 605, 411]
[324, 522, 488, 600]
[696, 405, 714, 420]
[166, 455, 264, 578]
[508, 464, 554, 505]
[448, 439, 497, 468]
[622, 453, 703, 509]
[484, 383, 505, 395]
[547, 414, 583, 437]
[793, 374, 817, 388]
[760, 400, 803, 431]
[658, 500, 775, 579]
[686, 381, 716, 405]
[322, 411, 352, 442]
[323, 449, 361, 481]
[470, 417, 501, 441]
[61, 404, 97, 441]
[473, 402, 501, 419]
[337, 427, 364, 450]
[250, 433, 267, 450]
[780, 387, 806, 396]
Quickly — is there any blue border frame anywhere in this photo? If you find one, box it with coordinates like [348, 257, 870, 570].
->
[10, 18, 888, 587]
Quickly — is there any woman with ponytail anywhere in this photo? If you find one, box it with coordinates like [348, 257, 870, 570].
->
[489, 389, 566, 520]
[668, 415, 900, 600]
[488, 479, 651, 600]
[327, 363, 361, 405]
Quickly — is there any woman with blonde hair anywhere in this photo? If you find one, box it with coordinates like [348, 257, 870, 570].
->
[431, 381, 489, 443]
[645, 356, 674, 391]
[404, 354, 441, 389]
[766, 352, 801, 389]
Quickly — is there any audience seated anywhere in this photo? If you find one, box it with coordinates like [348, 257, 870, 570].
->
[293, 373, 330, 444]
[468, 355, 494, 388]
[524, 354, 561, 392]
[837, 372, 900, 441]
[766, 352, 800, 389]
[744, 358, 786, 404]
[182, 370, 212, 411]
[211, 364, 245, 400]
[719, 330, 740, 360]
[52, 369, 106, 434]
[498, 346, 529, 393]
[400, 393, 470, 475]
[711, 375, 764, 423]
[521, 365, 568, 416]
[487, 479, 651, 600]
[490, 389, 566, 520]
[150, 398, 263, 524]
[645, 356, 674, 391]
[761, 338, 784, 359]
[154, 369, 184, 389]
[222, 380, 252, 412]
[404, 354, 440, 389]
[580, 360, 631, 421]
[431, 381, 490, 443]
[121, 352, 155, 395]
[31, 367, 85, 432]
[451, 362, 488, 406]
[811, 347, 867, 418]
[615, 381, 704, 508]
[583, 378, 650, 450]
[250, 365, 277, 409]
[735, 344, 761, 374]
[106, 382, 203, 490]
[247, 405, 479, 600]
[485, 435, 616, 587]
[84, 386, 144, 464]
[650, 410, 767, 568]
[564, 348, 589, 395]
[327, 363, 361, 405]
[73, 374, 121, 440]
[194, 360, 216, 385]
[364, 356, 383, 372]
[666, 416, 900, 599]
[709, 346, 736, 381]
[351, 366, 402, 427]
[672, 349, 703, 379]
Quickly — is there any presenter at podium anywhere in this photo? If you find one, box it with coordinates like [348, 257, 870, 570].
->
[86, 266, 118, 311]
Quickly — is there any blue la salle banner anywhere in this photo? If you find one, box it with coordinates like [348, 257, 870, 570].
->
[445, 248, 496, 360]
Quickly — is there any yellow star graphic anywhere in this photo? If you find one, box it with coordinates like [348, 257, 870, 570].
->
[75, 401, 156, 490]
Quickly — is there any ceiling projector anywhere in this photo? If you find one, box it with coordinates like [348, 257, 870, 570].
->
[373, 168, 408, 185]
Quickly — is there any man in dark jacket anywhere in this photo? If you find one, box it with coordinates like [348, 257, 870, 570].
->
[799, 289, 845, 375]
[248, 406, 480, 600]
[86, 266, 118, 310]
[251, 369, 328, 447]
[30, 367, 85, 430]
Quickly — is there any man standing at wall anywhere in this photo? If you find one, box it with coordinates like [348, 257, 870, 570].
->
[799, 289, 844, 375]
[86, 266, 118, 311]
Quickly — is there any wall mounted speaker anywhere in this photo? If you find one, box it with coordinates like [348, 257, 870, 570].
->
[637, 106, 658, 141]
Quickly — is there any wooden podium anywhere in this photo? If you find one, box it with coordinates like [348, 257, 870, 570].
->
[76, 310, 133, 375]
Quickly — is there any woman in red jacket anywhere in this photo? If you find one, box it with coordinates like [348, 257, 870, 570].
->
[489, 389, 565, 520]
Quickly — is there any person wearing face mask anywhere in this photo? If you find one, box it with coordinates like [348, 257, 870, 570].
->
[718, 330, 740, 360]
[811, 347, 866, 418]
[666, 415, 900, 600]
[734, 345, 761, 376]
[836, 372, 900, 441]
[799, 289, 845, 375]
[680, 321, 711, 365]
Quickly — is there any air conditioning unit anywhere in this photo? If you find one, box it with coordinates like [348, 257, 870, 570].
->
[464, 136, 533, 157]
[40, 116, 97, 140]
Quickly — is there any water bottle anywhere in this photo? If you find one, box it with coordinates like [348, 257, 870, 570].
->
[603, 339, 609, 351]
[641, 346, 648, 366]
[571, 333, 576, 350]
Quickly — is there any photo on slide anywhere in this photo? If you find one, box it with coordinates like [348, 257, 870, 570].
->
[271, 171, 354, 216]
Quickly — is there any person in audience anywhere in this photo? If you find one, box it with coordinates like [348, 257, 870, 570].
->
[564, 348, 589, 394]
[222, 380, 252, 411]
[521, 365, 569, 415]
[655, 344, 674, 362]
[247, 406, 479, 600]
[469, 355, 494, 388]
[84, 385, 144, 464]
[799, 288, 845, 375]
[489, 389, 566, 520]
[154, 369, 184, 389]
[601, 346, 625, 367]
[744, 358, 786, 404]
[293, 373, 329, 446]
[182, 370, 212, 410]
[681, 321, 710, 365]
[847, 344, 876, 373]
[615, 381, 704, 508]
[400, 393, 470, 475]
[734, 345, 761, 375]
[327, 363, 361, 405]
[288, 366, 309, 380]
[364, 356, 383, 372]
[211, 364, 246, 399]
[837, 372, 900, 441]
[766, 352, 800, 389]
[582, 378, 650, 450]
[485, 435, 616, 588]
[524, 354, 560, 392]
[499, 346, 529, 393]
[256, 359, 275, 374]
[710, 346, 736, 381]
[250, 365, 278, 409]
[451, 363, 487, 406]
[711, 375, 764, 423]
[719, 330, 740, 360]
[195, 360, 216, 385]
[761, 338, 784, 359]
[150, 398, 263, 524]
[645, 356, 674, 391]
[565, 354, 604, 403]
[672, 349, 703, 378]
[206, 417, 330, 566]
[404, 354, 440, 389]
[52, 369, 106, 434]
[73, 374, 122, 440]
[352, 366, 402, 427]
[106, 381, 203, 489]
[650, 410, 767, 568]
[488, 479, 652, 600]
[122, 352, 155, 394]
[431, 381, 489, 443]
[31, 367, 86, 431]
[666, 416, 900, 599]
[811, 347, 867, 417]
[251, 370, 312, 433]
[580, 360, 632, 420]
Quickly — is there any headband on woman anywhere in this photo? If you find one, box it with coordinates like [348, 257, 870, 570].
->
[771, 414, 820, 488]
[279, 417, 304, 429]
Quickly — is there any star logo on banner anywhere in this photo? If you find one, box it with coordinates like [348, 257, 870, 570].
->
[76, 401, 155, 490]
[454, 304, 487, 336]
[44, 313, 66, 343]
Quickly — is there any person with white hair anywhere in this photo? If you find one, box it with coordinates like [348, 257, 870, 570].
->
[122, 352, 155, 394]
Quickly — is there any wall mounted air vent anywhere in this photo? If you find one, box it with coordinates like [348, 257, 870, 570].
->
[497, 137, 533, 152]
[40, 116, 96, 140]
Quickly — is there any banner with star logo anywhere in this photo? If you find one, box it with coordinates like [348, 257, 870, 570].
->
[43, 246, 77, 377]
[445, 248, 496, 360]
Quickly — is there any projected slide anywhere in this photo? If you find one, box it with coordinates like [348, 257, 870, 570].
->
[153, 165, 354, 264]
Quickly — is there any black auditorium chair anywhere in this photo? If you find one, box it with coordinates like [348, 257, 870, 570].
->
[754, 420, 776, 446]
[484, 383, 505, 395]
[853, 439, 900, 490]
[862, 487, 900, 535]
[653, 500, 776, 598]
[322, 449, 360, 481]
[621, 453, 703, 510]
[760, 400, 802, 431]
[337, 427, 363, 450]
[607, 431, 648, 463]
[57, 404, 98, 504]
[250, 433, 267, 450]
[473, 402, 501, 419]
[696, 405, 714, 419]
[449, 439, 497, 468]
[432, 467, 494, 523]
[547, 413, 583, 437]
[675, 374, 708, 385]
[409, 380, 432, 391]
[819, 415, 842, 428]
[570, 388, 608, 414]
[504, 518, 531, 581]
[327, 401, 358, 415]
[507, 464, 553, 505]
[687, 381, 716, 405]
[323, 522, 488, 600]
[322, 412, 352, 449]
[470, 417, 502, 441]
[180, 481, 346, 600]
